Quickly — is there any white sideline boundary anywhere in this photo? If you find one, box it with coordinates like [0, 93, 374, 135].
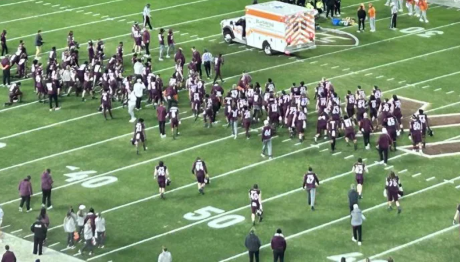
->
[86, 152, 411, 261]
[219, 175, 460, 262]
[0, 0, 123, 25]
[363, 225, 459, 261]
[0, 0, 35, 7]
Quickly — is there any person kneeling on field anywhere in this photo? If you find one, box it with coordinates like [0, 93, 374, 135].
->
[4, 82, 22, 107]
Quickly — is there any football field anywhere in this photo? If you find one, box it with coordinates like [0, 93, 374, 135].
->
[1, 0, 460, 261]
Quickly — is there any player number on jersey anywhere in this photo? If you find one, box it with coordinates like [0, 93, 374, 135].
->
[183, 206, 245, 229]
[399, 27, 444, 38]
[63, 167, 118, 188]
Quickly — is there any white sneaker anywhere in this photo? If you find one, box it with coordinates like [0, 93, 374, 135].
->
[408, 12, 413, 16]
[399, 9, 403, 12]
[47, 205, 53, 210]
[419, 18, 423, 22]
[384, 3, 389, 6]
[19, 207, 23, 212]
[425, 20, 429, 23]
[166, 55, 170, 58]
[366, 145, 370, 150]
[41, 204, 45, 207]
[27, 208, 33, 212]
[234, 135, 237, 139]
[159, 58, 164, 61]
[352, 237, 357, 242]
[269, 157, 272, 160]
[55, 107, 61, 111]
[129, 118, 136, 123]
[358, 241, 362, 246]
[260, 153, 265, 158]
[419, 150, 423, 156]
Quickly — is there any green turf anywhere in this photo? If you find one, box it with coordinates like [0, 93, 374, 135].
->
[1, 0, 460, 261]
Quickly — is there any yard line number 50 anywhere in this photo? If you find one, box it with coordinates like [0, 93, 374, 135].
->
[183, 206, 245, 229]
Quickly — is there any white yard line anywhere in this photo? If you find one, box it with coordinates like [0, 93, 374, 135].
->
[412, 173, 422, 177]
[84, 12, 93, 15]
[365, 225, 459, 261]
[8, 0, 214, 41]
[399, 169, 407, 173]
[446, 91, 454, 94]
[344, 154, 354, 159]
[0, 0, 35, 7]
[220, 175, 460, 262]
[426, 176, 436, 181]
[11, 229, 23, 234]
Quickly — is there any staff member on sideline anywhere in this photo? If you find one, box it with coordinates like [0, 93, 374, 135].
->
[1, 245, 16, 262]
[31, 217, 47, 256]
[202, 49, 213, 79]
[245, 229, 261, 262]
[348, 184, 359, 212]
[350, 204, 365, 246]
[0, 206, 4, 239]
[191, 47, 202, 78]
[41, 169, 53, 210]
[302, 167, 320, 211]
[133, 78, 144, 110]
[127, 91, 137, 123]
[368, 3, 376, 32]
[377, 128, 392, 165]
[143, 4, 153, 30]
[18, 176, 33, 213]
[142, 28, 150, 57]
[1, 55, 11, 87]
[271, 228, 287, 262]
[35, 30, 44, 60]
[157, 101, 167, 138]
[390, 2, 398, 30]
[1, 30, 7, 56]
[357, 4, 366, 33]
[158, 246, 172, 262]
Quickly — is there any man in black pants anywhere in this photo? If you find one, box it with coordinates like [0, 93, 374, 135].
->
[157, 102, 167, 138]
[46, 79, 60, 111]
[377, 128, 392, 165]
[1, 55, 11, 87]
[390, 2, 398, 30]
[326, 0, 335, 19]
[1, 30, 7, 56]
[143, 4, 153, 30]
[31, 217, 47, 256]
[41, 169, 53, 210]
[357, 5, 366, 32]
[202, 49, 212, 79]
[19, 176, 33, 212]
[245, 230, 261, 262]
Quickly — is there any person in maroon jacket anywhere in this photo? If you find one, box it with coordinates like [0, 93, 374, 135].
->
[1, 245, 16, 262]
[1, 55, 11, 86]
[191, 47, 202, 78]
[18, 176, 33, 212]
[377, 128, 392, 165]
[271, 228, 287, 262]
[213, 53, 224, 84]
[174, 48, 185, 67]
[302, 167, 320, 211]
[142, 28, 150, 57]
[157, 101, 167, 138]
[45, 79, 60, 111]
[1, 30, 7, 56]
[359, 112, 374, 150]
[41, 169, 53, 210]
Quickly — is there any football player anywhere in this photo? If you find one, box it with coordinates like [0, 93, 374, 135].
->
[386, 171, 402, 214]
[315, 111, 328, 142]
[372, 86, 382, 110]
[383, 113, 400, 150]
[355, 94, 367, 124]
[249, 184, 263, 226]
[355, 85, 365, 99]
[242, 106, 252, 139]
[4, 82, 22, 106]
[229, 101, 239, 139]
[352, 158, 368, 199]
[154, 161, 170, 199]
[191, 157, 209, 195]
[261, 120, 273, 159]
[417, 109, 430, 148]
[342, 115, 357, 150]
[100, 89, 114, 120]
[392, 95, 404, 132]
[132, 118, 147, 154]
[327, 116, 339, 152]
[409, 114, 423, 154]
[302, 167, 320, 211]
[292, 105, 307, 143]
[168, 103, 180, 139]
[345, 90, 356, 119]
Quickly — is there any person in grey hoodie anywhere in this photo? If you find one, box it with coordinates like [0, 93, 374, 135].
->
[245, 229, 261, 262]
[18, 176, 33, 212]
[41, 169, 53, 210]
[63, 211, 77, 248]
[348, 184, 359, 212]
[78, 220, 94, 256]
[350, 204, 366, 246]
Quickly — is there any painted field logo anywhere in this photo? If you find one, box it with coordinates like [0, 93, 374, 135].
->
[315, 28, 359, 47]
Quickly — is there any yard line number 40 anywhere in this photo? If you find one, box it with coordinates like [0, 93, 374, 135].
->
[183, 206, 245, 229]
[399, 27, 444, 38]
[63, 166, 118, 188]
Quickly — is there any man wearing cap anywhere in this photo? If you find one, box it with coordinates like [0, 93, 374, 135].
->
[271, 228, 287, 262]
[377, 128, 392, 165]
[30, 217, 47, 256]
[261, 120, 274, 159]
[245, 229, 261, 262]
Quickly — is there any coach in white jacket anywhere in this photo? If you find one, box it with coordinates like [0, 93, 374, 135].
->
[133, 78, 144, 110]
[158, 246, 172, 262]
[128, 91, 137, 123]
[63, 211, 77, 248]
[95, 213, 106, 249]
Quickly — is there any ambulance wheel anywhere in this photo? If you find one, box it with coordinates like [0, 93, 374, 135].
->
[223, 28, 234, 43]
[262, 41, 272, 55]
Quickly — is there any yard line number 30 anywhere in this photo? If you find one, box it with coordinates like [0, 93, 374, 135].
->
[183, 206, 245, 229]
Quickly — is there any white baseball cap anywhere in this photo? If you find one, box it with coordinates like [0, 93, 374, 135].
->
[79, 204, 86, 210]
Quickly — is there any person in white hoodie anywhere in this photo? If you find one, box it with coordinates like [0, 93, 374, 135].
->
[128, 91, 137, 123]
[78, 220, 94, 256]
[95, 213, 106, 249]
[133, 78, 145, 110]
[158, 246, 172, 262]
[63, 211, 77, 248]
[76, 205, 86, 243]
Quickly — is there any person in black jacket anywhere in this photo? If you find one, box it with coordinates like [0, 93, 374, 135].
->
[357, 5, 367, 33]
[30, 217, 47, 256]
[335, 0, 341, 16]
[245, 230, 261, 262]
[326, 0, 335, 19]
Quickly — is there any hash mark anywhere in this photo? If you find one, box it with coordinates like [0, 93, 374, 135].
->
[387, 78, 395, 81]
[76, 10, 84, 13]
[446, 91, 454, 94]
[282, 139, 290, 143]
[364, 73, 373, 76]
[93, 13, 100, 16]
[310, 61, 318, 64]
[384, 165, 394, 170]
[219, 41, 225, 44]
[289, 57, 296, 59]
[189, 35, 198, 38]
[344, 154, 354, 159]
[399, 169, 408, 173]
[52, 4, 60, 7]
[320, 148, 328, 152]
[376, 75, 384, 79]
[398, 80, 406, 84]
[412, 173, 422, 177]
[118, 19, 126, 22]
[342, 68, 350, 71]
[331, 66, 339, 69]
[434, 88, 442, 92]
[362, 158, 367, 161]
[320, 63, 329, 67]
[332, 151, 342, 156]
[84, 11, 93, 15]
[11, 229, 23, 234]
[101, 15, 109, 18]
[421, 85, 430, 89]
[294, 142, 301, 146]
[48, 242, 60, 247]
[43, 2, 51, 5]
[426, 176, 435, 181]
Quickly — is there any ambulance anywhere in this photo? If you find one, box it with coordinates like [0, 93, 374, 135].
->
[220, 1, 317, 55]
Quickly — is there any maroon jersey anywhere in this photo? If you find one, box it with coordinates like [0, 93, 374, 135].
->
[316, 113, 328, 134]
[266, 82, 275, 93]
[158, 33, 164, 45]
[212, 84, 224, 98]
[191, 160, 208, 177]
[342, 118, 355, 140]
[193, 50, 201, 63]
[353, 162, 366, 184]
[410, 119, 422, 135]
[157, 105, 167, 121]
[261, 126, 273, 141]
[303, 172, 319, 189]
[373, 88, 382, 103]
[392, 99, 402, 117]
[134, 122, 146, 142]
[291, 85, 300, 96]
[380, 102, 391, 117]
[214, 57, 223, 72]
[155, 165, 167, 187]
[167, 32, 174, 45]
[346, 94, 356, 109]
[101, 91, 111, 108]
[331, 104, 341, 120]
[417, 113, 428, 132]
[169, 106, 180, 127]
[386, 176, 400, 191]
